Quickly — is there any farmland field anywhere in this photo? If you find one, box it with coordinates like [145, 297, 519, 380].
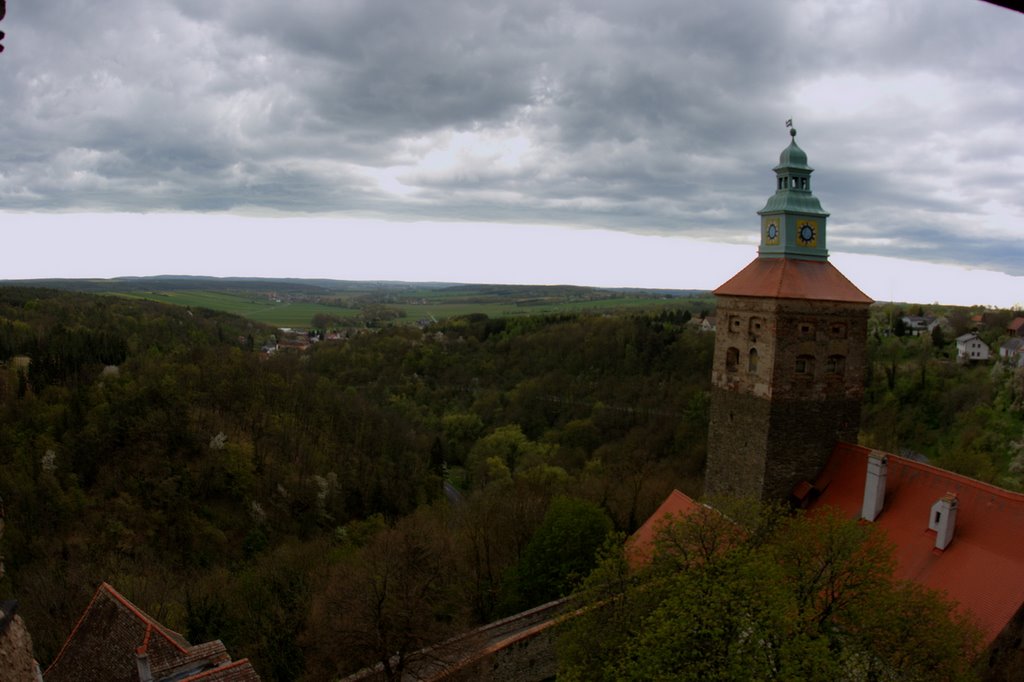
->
[16, 277, 713, 328]
[115, 290, 361, 327]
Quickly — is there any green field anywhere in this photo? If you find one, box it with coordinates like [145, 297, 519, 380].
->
[115, 291, 361, 328]
[104, 281, 713, 328]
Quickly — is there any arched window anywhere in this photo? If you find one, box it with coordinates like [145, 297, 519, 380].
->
[726, 347, 739, 372]
[748, 348, 759, 373]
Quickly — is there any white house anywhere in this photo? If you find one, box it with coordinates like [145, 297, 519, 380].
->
[1000, 338, 1024, 367]
[956, 333, 991, 362]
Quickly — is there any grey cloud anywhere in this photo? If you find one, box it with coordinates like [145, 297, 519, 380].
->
[0, 0, 1021, 276]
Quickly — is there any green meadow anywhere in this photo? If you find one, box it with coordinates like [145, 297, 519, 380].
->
[116, 290, 361, 328]
[106, 282, 713, 328]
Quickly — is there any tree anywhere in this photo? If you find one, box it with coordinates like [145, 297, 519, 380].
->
[502, 496, 613, 612]
[305, 507, 467, 681]
[559, 505, 983, 681]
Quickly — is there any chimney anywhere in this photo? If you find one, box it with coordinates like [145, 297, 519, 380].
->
[861, 452, 887, 522]
[136, 650, 154, 682]
[928, 493, 958, 550]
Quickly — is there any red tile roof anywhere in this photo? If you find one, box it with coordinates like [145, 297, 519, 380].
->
[626, 489, 703, 567]
[1008, 317, 1024, 332]
[714, 258, 873, 304]
[807, 443, 1024, 645]
[44, 582, 260, 682]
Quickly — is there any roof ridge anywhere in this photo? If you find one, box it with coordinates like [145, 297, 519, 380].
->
[179, 657, 257, 681]
[43, 583, 108, 676]
[99, 582, 191, 654]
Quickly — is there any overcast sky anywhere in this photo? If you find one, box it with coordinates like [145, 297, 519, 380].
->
[1, 0, 1022, 306]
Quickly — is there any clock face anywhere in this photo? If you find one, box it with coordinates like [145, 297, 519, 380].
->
[763, 217, 780, 245]
[796, 219, 818, 247]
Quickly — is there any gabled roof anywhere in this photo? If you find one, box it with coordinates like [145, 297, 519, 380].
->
[807, 443, 1024, 646]
[714, 258, 872, 304]
[1008, 317, 1024, 332]
[44, 583, 260, 682]
[1001, 338, 1024, 352]
[626, 489, 703, 567]
[956, 332, 986, 344]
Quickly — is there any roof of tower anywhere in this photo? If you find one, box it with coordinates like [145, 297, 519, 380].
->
[714, 257, 872, 303]
[774, 128, 812, 171]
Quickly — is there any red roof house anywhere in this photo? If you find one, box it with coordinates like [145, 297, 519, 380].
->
[1008, 317, 1024, 337]
[44, 582, 259, 682]
[803, 444, 1024, 649]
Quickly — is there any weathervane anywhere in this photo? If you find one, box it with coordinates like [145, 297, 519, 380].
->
[785, 118, 795, 138]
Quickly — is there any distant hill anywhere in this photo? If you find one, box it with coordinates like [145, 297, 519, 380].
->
[0, 276, 713, 328]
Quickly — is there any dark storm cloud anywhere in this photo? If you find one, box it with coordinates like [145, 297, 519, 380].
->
[1, 0, 1021, 275]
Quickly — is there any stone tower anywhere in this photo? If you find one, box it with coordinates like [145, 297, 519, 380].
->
[704, 127, 873, 503]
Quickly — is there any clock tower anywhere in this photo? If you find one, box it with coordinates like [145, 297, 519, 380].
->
[704, 127, 872, 503]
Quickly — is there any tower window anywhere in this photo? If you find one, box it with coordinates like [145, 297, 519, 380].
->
[799, 322, 814, 337]
[749, 317, 764, 335]
[730, 316, 743, 333]
[726, 347, 740, 372]
[830, 323, 847, 338]
[800, 178, 808, 190]
[791, 177, 798, 188]
[826, 355, 846, 376]
[795, 354, 815, 375]
[748, 348, 759, 373]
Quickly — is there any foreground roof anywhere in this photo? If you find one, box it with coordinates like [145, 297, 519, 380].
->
[807, 443, 1024, 646]
[714, 258, 872, 304]
[44, 582, 259, 682]
[626, 489, 703, 567]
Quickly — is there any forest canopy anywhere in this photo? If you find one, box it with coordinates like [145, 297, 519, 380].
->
[0, 288, 1019, 679]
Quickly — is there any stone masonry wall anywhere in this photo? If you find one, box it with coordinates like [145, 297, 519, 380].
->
[706, 295, 869, 502]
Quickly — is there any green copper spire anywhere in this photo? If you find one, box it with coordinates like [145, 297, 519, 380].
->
[757, 125, 830, 261]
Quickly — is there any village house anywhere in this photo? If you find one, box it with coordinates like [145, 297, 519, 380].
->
[1007, 316, 1024, 338]
[999, 338, 1024, 367]
[956, 332, 991, 362]
[900, 315, 936, 336]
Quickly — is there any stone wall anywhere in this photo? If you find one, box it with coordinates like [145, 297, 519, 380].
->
[706, 295, 869, 502]
[438, 621, 558, 682]
[0, 605, 42, 682]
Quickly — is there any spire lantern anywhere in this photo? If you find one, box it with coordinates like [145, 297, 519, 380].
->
[757, 125, 829, 261]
